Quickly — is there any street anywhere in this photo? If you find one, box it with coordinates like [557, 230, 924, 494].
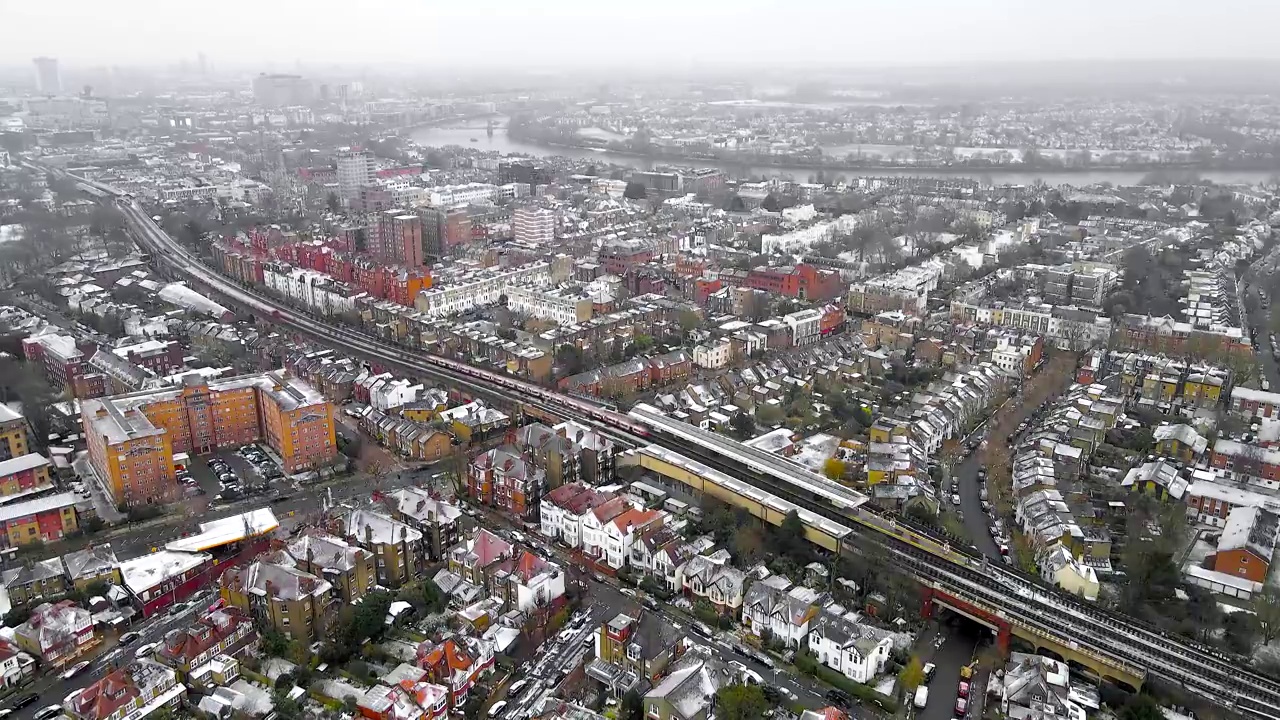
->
[3, 591, 218, 720]
[914, 614, 985, 720]
[15, 464, 447, 563]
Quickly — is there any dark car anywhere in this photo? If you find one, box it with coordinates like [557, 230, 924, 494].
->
[825, 690, 852, 708]
[7, 694, 38, 710]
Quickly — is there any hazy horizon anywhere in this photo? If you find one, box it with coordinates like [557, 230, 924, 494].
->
[9, 0, 1280, 71]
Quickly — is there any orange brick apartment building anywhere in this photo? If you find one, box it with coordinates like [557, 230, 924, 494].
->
[82, 371, 337, 506]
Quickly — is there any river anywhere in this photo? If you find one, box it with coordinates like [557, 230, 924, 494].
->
[409, 120, 1280, 187]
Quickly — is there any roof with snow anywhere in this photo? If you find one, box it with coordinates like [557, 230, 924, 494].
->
[165, 508, 279, 553]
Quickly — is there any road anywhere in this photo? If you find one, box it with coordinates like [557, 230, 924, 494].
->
[916, 616, 982, 720]
[3, 590, 217, 720]
[13, 465, 446, 564]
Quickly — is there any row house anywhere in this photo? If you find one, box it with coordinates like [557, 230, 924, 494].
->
[469, 448, 547, 524]
[153, 606, 257, 681]
[581, 496, 634, 562]
[1232, 387, 1280, 420]
[603, 507, 665, 570]
[540, 483, 617, 549]
[65, 660, 185, 720]
[356, 406, 454, 462]
[1209, 440, 1280, 493]
[1113, 313, 1250, 360]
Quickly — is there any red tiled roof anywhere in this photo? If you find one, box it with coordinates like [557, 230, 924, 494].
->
[72, 668, 139, 720]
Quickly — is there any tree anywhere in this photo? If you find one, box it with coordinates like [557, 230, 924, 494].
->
[755, 403, 784, 427]
[623, 182, 647, 200]
[273, 691, 305, 720]
[715, 684, 769, 720]
[1120, 695, 1165, 720]
[1256, 586, 1280, 643]
[620, 690, 644, 720]
[823, 457, 847, 481]
[554, 344, 587, 376]
[761, 194, 782, 213]
[678, 309, 702, 338]
[327, 192, 341, 213]
[898, 656, 925, 694]
[730, 411, 755, 440]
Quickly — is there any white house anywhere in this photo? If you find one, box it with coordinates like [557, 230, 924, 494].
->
[807, 610, 893, 684]
[497, 551, 566, 613]
[783, 309, 822, 347]
[580, 497, 629, 562]
[603, 508, 664, 570]
[693, 340, 732, 370]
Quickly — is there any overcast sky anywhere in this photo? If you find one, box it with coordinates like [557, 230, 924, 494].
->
[6, 0, 1280, 69]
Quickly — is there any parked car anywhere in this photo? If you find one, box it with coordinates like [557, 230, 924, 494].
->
[955, 697, 968, 716]
[7, 695, 39, 711]
[134, 642, 158, 658]
[826, 690, 852, 708]
[923, 662, 936, 682]
[60, 660, 91, 679]
[119, 631, 141, 645]
[33, 706, 62, 720]
[951, 494, 961, 506]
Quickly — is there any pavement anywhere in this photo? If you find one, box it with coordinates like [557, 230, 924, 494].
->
[2, 589, 218, 720]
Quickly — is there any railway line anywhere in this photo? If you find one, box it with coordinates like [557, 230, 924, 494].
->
[53, 168, 1280, 718]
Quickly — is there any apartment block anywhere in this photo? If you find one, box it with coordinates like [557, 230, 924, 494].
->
[374, 210, 425, 268]
[82, 371, 336, 506]
[513, 206, 555, 246]
[0, 406, 29, 461]
[0, 452, 53, 500]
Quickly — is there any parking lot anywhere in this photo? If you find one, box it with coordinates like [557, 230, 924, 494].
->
[180, 444, 287, 506]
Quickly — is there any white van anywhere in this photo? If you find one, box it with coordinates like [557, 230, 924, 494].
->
[914, 686, 929, 709]
[488, 701, 509, 718]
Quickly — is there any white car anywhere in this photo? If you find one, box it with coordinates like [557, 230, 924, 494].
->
[33, 706, 62, 720]
[60, 660, 91, 680]
[134, 642, 159, 658]
[951, 494, 961, 506]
